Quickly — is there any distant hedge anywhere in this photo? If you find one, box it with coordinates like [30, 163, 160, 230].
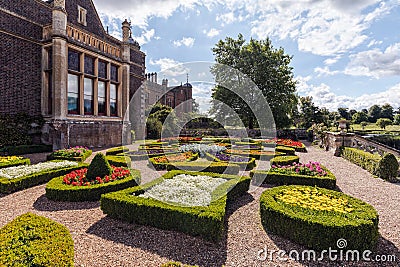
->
[275, 146, 296, 155]
[340, 147, 399, 181]
[166, 161, 240, 175]
[270, 155, 300, 166]
[0, 213, 74, 266]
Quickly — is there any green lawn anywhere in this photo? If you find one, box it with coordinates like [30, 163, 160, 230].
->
[329, 123, 400, 133]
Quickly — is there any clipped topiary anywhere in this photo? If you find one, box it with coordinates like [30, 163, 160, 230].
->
[86, 153, 113, 181]
[376, 153, 399, 181]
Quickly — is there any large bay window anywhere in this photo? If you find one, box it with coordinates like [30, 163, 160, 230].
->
[67, 47, 120, 117]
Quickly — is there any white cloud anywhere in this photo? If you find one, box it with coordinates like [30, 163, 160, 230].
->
[344, 43, 400, 78]
[149, 58, 189, 76]
[173, 37, 195, 47]
[323, 56, 341, 65]
[216, 12, 236, 25]
[314, 66, 341, 77]
[203, 28, 220, 38]
[296, 76, 400, 110]
[134, 28, 156, 45]
[367, 39, 383, 47]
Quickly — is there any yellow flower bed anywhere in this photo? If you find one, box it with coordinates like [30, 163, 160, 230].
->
[0, 156, 23, 163]
[275, 187, 354, 213]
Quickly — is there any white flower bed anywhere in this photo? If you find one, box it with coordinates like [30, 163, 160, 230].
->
[139, 174, 227, 206]
[179, 144, 226, 157]
[0, 161, 78, 179]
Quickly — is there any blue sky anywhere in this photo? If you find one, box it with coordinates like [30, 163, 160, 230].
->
[93, 0, 400, 113]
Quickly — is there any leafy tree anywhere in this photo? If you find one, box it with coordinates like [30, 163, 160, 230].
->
[349, 109, 357, 119]
[352, 111, 369, 124]
[381, 103, 394, 120]
[338, 107, 349, 120]
[210, 34, 297, 129]
[376, 118, 392, 129]
[146, 103, 178, 138]
[394, 114, 400, 125]
[298, 96, 324, 128]
[368, 105, 382, 123]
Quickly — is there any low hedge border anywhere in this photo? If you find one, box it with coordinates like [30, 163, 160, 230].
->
[340, 147, 399, 180]
[106, 155, 132, 167]
[139, 142, 169, 148]
[0, 212, 74, 266]
[260, 185, 379, 251]
[205, 152, 256, 171]
[100, 170, 250, 242]
[0, 162, 87, 194]
[280, 144, 307, 153]
[166, 161, 240, 175]
[161, 262, 199, 267]
[45, 169, 141, 202]
[250, 165, 336, 189]
[0, 144, 53, 156]
[47, 149, 92, 162]
[275, 146, 296, 155]
[105, 146, 129, 156]
[0, 157, 31, 168]
[224, 150, 284, 160]
[270, 155, 300, 166]
[124, 150, 178, 161]
[149, 153, 199, 171]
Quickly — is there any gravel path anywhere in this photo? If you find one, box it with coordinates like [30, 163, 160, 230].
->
[0, 143, 399, 266]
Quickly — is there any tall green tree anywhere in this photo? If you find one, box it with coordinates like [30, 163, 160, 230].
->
[376, 118, 392, 129]
[352, 111, 369, 124]
[368, 105, 382, 123]
[210, 34, 297, 129]
[338, 107, 350, 120]
[298, 96, 324, 128]
[381, 103, 394, 120]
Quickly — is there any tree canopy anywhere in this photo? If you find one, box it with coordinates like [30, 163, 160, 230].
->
[210, 34, 297, 129]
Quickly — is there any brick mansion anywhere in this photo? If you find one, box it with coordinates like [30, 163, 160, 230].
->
[0, 0, 192, 149]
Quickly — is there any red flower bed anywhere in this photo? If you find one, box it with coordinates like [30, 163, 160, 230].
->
[262, 138, 304, 148]
[62, 166, 131, 186]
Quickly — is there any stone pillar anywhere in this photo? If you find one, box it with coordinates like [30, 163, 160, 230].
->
[51, 0, 68, 150]
[121, 19, 131, 143]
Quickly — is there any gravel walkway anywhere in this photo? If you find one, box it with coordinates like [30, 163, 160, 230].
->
[0, 143, 399, 266]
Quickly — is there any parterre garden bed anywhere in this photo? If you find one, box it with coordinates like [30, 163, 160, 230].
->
[100, 170, 251, 242]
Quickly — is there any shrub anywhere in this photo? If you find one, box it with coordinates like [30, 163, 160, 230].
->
[0, 144, 52, 155]
[106, 155, 132, 167]
[340, 147, 384, 178]
[100, 170, 250, 242]
[0, 213, 74, 266]
[86, 153, 113, 181]
[205, 152, 256, 171]
[0, 162, 86, 194]
[260, 185, 379, 251]
[275, 146, 296, 155]
[0, 156, 30, 168]
[146, 117, 163, 139]
[270, 155, 299, 166]
[166, 161, 240, 175]
[47, 147, 92, 162]
[46, 169, 141, 202]
[105, 146, 129, 156]
[250, 163, 336, 189]
[375, 153, 399, 181]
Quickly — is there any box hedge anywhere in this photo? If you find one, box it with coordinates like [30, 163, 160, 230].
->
[224, 149, 284, 160]
[166, 161, 240, 175]
[341, 147, 399, 180]
[47, 149, 92, 162]
[105, 146, 129, 156]
[275, 146, 296, 155]
[205, 152, 256, 171]
[260, 185, 379, 251]
[161, 262, 199, 267]
[149, 153, 199, 171]
[270, 155, 300, 166]
[106, 155, 132, 167]
[0, 144, 53, 155]
[124, 150, 178, 161]
[0, 157, 30, 168]
[250, 165, 336, 189]
[46, 169, 141, 202]
[100, 170, 251, 242]
[0, 213, 74, 266]
[0, 162, 87, 194]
